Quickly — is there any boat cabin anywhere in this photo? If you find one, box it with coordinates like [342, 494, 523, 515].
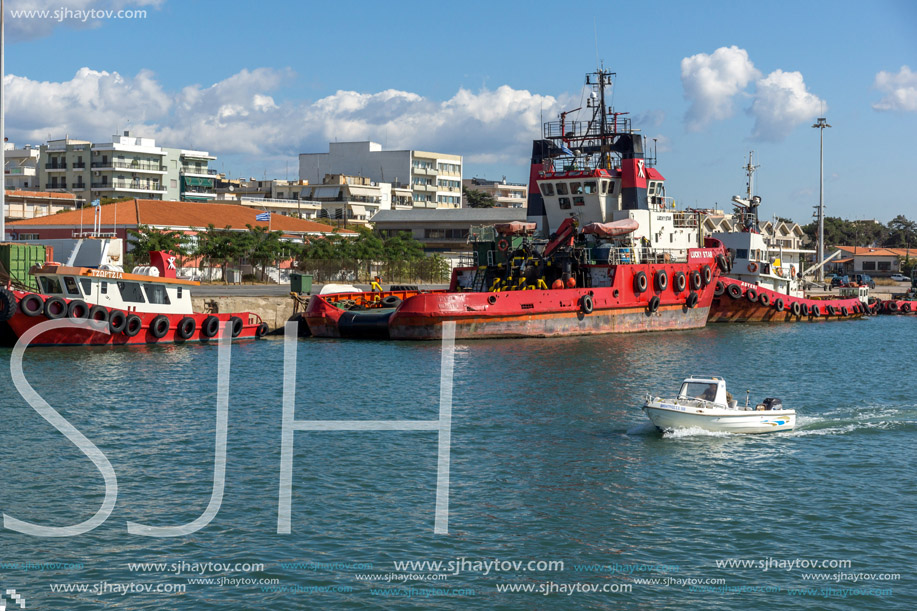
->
[678, 376, 730, 406]
[32, 264, 197, 315]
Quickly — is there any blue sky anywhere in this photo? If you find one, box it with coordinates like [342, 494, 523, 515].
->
[4, 0, 916, 224]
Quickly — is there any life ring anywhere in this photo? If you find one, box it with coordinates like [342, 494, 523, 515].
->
[633, 271, 648, 293]
[43, 296, 68, 319]
[19, 293, 44, 317]
[647, 296, 660, 313]
[230, 316, 244, 338]
[149, 315, 170, 339]
[67, 299, 90, 320]
[746, 289, 758, 303]
[580, 294, 594, 314]
[109, 310, 128, 334]
[654, 270, 668, 292]
[748, 262, 758, 273]
[497, 238, 510, 252]
[791, 301, 802, 316]
[759, 292, 771, 307]
[257, 322, 269, 337]
[201, 315, 220, 338]
[727, 284, 742, 299]
[702, 265, 713, 286]
[124, 314, 143, 337]
[686, 291, 699, 308]
[790, 265, 796, 278]
[176, 316, 196, 340]
[714, 281, 725, 297]
[673, 272, 687, 293]
[690, 270, 702, 291]
[0, 288, 16, 322]
[716, 254, 729, 273]
[811, 304, 821, 317]
[775, 298, 785, 312]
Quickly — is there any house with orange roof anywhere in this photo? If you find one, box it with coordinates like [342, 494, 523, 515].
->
[831, 246, 902, 276]
[7, 198, 357, 242]
[3, 189, 83, 221]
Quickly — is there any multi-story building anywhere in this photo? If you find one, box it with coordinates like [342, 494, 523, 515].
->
[36, 132, 216, 203]
[3, 189, 82, 222]
[299, 141, 462, 209]
[299, 174, 393, 225]
[462, 177, 527, 208]
[3, 142, 41, 190]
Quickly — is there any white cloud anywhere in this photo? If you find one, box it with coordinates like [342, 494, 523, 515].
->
[5, 0, 163, 41]
[3, 66, 564, 172]
[872, 66, 917, 112]
[681, 45, 760, 131]
[749, 69, 824, 141]
[681, 46, 824, 141]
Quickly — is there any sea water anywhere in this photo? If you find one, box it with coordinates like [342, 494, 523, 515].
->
[0, 316, 914, 609]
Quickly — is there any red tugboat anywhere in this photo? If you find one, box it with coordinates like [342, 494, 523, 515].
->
[0, 250, 267, 346]
[306, 68, 727, 340]
[708, 153, 866, 322]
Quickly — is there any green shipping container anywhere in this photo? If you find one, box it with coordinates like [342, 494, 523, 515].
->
[0, 243, 47, 291]
[290, 273, 312, 294]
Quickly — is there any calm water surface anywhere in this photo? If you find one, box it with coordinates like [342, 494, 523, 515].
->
[0, 316, 915, 609]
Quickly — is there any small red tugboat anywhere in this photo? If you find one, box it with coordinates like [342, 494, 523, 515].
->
[307, 68, 728, 340]
[708, 153, 866, 323]
[0, 250, 268, 346]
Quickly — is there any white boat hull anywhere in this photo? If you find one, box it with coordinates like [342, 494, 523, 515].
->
[643, 402, 795, 434]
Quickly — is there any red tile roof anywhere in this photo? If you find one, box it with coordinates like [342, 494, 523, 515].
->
[5, 189, 78, 200]
[833, 246, 899, 257]
[9, 198, 356, 235]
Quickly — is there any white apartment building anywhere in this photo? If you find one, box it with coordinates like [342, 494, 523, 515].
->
[462, 177, 527, 208]
[299, 141, 462, 209]
[37, 132, 216, 203]
[3, 142, 41, 190]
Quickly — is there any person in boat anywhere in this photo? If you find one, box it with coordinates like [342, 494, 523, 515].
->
[700, 384, 718, 401]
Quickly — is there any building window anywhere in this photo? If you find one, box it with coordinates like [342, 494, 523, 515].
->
[425, 229, 445, 239]
[862, 261, 876, 271]
[877, 261, 891, 271]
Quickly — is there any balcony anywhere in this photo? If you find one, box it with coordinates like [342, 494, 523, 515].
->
[180, 166, 217, 177]
[72, 162, 86, 169]
[412, 166, 436, 176]
[44, 163, 67, 170]
[91, 161, 166, 173]
[45, 183, 68, 189]
[91, 180, 164, 192]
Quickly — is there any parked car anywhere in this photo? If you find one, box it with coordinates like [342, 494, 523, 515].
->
[830, 275, 848, 288]
[890, 273, 910, 282]
[852, 274, 876, 289]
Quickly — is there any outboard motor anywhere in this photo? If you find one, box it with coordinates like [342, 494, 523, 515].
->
[762, 398, 783, 411]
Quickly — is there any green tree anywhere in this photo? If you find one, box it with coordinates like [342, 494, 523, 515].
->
[126, 225, 188, 268]
[244, 224, 286, 281]
[882, 215, 917, 248]
[463, 186, 496, 208]
[196, 224, 243, 283]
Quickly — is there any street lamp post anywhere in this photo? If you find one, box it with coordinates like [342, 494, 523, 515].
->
[812, 116, 831, 282]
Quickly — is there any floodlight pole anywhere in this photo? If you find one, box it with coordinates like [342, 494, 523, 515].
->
[1, 0, 6, 241]
[812, 117, 831, 283]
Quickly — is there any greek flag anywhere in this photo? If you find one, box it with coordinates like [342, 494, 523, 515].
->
[91, 199, 101, 207]
[559, 143, 575, 157]
[255, 212, 270, 222]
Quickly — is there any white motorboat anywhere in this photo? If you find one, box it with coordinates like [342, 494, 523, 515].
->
[642, 376, 795, 434]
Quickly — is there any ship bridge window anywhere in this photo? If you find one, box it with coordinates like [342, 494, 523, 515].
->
[39, 276, 62, 295]
[143, 284, 171, 305]
[541, 182, 554, 196]
[648, 182, 656, 195]
[571, 182, 583, 194]
[559, 197, 571, 210]
[608, 181, 616, 193]
[117, 281, 146, 303]
[80, 278, 92, 295]
[63, 277, 81, 296]
[556, 183, 568, 195]
[600, 180, 609, 195]
[583, 181, 597, 194]
[573, 196, 585, 206]
[736, 249, 749, 259]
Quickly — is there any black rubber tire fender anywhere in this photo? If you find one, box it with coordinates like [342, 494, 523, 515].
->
[727, 284, 742, 299]
[633, 271, 648, 293]
[791, 301, 801, 316]
[149, 315, 170, 339]
[775, 298, 785, 312]
[746, 289, 758, 303]
[19, 293, 44, 317]
[0, 288, 17, 322]
[673, 272, 687, 293]
[230, 316, 244, 337]
[580, 294, 594, 314]
[109, 310, 128, 334]
[702, 265, 713, 286]
[648, 295, 660, 313]
[201, 315, 220, 338]
[690, 270, 702, 291]
[256, 322, 269, 337]
[714, 281, 725, 297]
[43, 296, 68, 319]
[654, 270, 668, 292]
[381, 295, 402, 307]
[124, 314, 143, 337]
[176, 316, 196, 340]
[686, 291, 699, 308]
[759, 292, 771, 307]
[67, 299, 90, 319]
